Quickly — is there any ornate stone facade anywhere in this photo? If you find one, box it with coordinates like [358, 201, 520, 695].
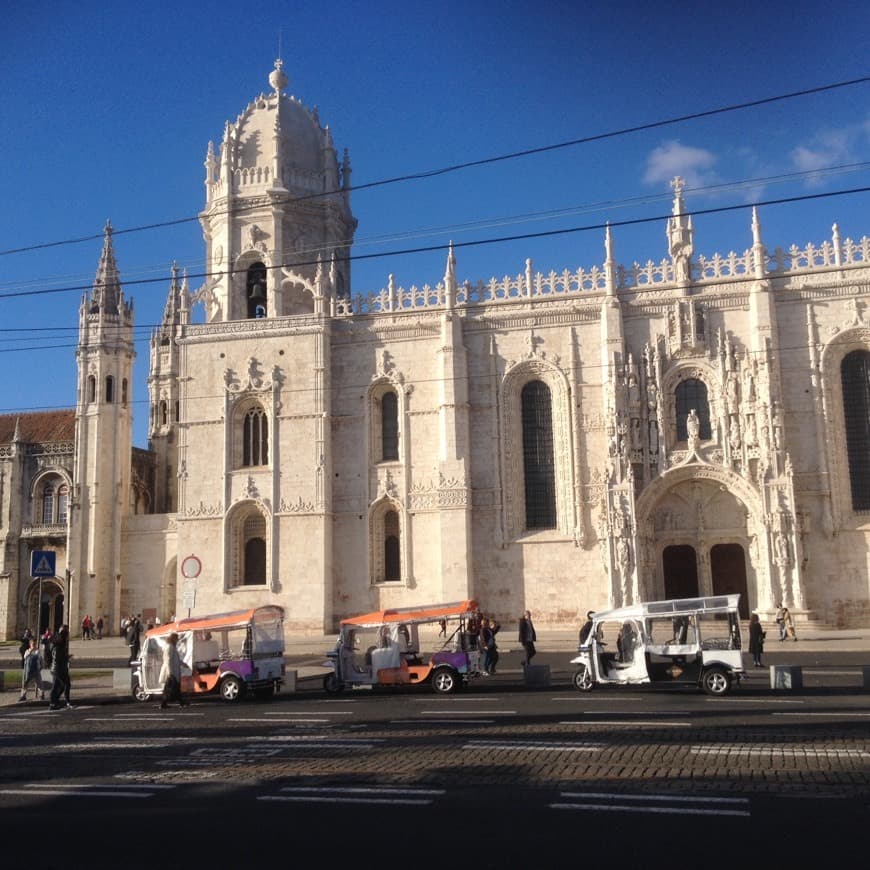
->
[2, 63, 869, 640]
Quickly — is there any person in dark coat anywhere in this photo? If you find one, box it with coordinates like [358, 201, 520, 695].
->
[49, 625, 73, 710]
[126, 616, 142, 664]
[748, 613, 765, 667]
[578, 611, 595, 647]
[518, 610, 537, 666]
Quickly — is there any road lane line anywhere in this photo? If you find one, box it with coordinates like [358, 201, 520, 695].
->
[551, 802, 749, 816]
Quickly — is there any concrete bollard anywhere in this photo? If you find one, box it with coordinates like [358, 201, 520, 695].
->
[770, 665, 803, 690]
[283, 669, 297, 693]
[523, 664, 551, 688]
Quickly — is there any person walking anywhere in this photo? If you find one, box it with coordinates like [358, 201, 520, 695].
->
[18, 627, 34, 667]
[748, 613, 765, 668]
[19, 637, 44, 702]
[518, 610, 537, 666]
[48, 625, 73, 710]
[158, 632, 187, 709]
[126, 615, 142, 664]
[783, 605, 797, 641]
[96, 616, 104, 640]
[482, 618, 500, 675]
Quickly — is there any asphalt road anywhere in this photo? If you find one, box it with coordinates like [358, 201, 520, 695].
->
[1, 652, 868, 867]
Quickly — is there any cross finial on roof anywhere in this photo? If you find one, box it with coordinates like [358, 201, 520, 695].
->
[670, 176, 685, 195]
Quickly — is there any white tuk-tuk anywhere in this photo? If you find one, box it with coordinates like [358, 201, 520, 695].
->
[131, 606, 285, 703]
[571, 594, 745, 696]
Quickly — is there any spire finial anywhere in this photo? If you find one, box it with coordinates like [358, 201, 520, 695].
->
[269, 57, 288, 94]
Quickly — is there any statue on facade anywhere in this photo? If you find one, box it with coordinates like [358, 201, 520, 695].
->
[686, 408, 700, 451]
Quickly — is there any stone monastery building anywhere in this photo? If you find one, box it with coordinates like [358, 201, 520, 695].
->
[2, 62, 870, 641]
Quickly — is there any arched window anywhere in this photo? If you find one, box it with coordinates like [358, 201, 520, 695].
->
[105, 376, 114, 403]
[675, 378, 712, 440]
[381, 391, 399, 461]
[160, 401, 168, 426]
[246, 262, 268, 319]
[242, 514, 267, 585]
[57, 484, 69, 525]
[122, 379, 128, 405]
[42, 484, 55, 525]
[384, 510, 400, 581]
[243, 407, 269, 466]
[842, 349, 870, 510]
[174, 400, 179, 423]
[521, 380, 556, 529]
[87, 375, 96, 403]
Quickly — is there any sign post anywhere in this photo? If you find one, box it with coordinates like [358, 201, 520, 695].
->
[30, 550, 57, 636]
[180, 554, 202, 618]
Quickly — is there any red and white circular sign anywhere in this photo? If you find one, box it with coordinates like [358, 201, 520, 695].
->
[180, 554, 202, 579]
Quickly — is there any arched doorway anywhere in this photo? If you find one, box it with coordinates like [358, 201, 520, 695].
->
[663, 545, 698, 599]
[711, 543, 750, 618]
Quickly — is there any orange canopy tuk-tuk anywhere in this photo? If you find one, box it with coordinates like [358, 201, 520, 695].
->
[323, 599, 482, 694]
[131, 606, 285, 702]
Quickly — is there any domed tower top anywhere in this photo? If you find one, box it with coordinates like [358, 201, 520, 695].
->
[199, 61, 357, 322]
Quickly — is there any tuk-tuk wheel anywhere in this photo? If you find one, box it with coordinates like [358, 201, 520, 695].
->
[132, 683, 149, 702]
[323, 673, 343, 693]
[219, 675, 244, 702]
[701, 667, 732, 696]
[431, 668, 460, 694]
[572, 665, 594, 692]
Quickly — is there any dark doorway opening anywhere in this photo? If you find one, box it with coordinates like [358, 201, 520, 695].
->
[662, 545, 699, 599]
[710, 543, 750, 618]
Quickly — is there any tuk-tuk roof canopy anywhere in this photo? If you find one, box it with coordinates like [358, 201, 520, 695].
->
[144, 605, 284, 639]
[591, 595, 741, 624]
[340, 599, 479, 629]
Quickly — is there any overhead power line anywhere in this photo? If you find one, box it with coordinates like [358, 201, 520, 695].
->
[0, 184, 867, 303]
[1, 74, 868, 258]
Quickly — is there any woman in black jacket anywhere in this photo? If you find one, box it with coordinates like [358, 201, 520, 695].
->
[748, 613, 765, 668]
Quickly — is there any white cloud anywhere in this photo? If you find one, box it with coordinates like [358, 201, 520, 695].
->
[643, 140, 717, 188]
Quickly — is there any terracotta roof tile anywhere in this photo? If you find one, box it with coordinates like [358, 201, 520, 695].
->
[0, 410, 76, 444]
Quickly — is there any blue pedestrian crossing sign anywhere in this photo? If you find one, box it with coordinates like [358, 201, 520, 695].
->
[30, 550, 57, 578]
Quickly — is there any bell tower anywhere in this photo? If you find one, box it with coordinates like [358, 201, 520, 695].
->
[198, 60, 357, 323]
[68, 221, 135, 633]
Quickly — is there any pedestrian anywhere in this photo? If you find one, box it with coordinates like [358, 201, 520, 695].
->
[777, 604, 797, 641]
[96, 616, 103, 640]
[159, 632, 187, 709]
[578, 611, 595, 647]
[41, 628, 53, 669]
[518, 610, 537, 666]
[18, 627, 34, 667]
[19, 637, 44, 702]
[126, 615, 142, 664]
[48, 624, 73, 710]
[482, 617, 500, 675]
[748, 613, 765, 668]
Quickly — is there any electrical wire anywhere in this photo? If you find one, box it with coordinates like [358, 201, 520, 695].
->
[1, 74, 867, 258]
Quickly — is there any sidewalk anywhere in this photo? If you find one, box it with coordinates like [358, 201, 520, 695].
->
[2, 624, 869, 707]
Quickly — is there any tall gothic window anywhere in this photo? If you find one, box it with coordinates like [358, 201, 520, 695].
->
[105, 376, 114, 403]
[521, 380, 556, 529]
[381, 391, 399, 461]
[87, 375, 96, 403]
[57, 484, 68, 524]
[38, 478, 68, 525]
[842, 350, 870, 510]
[675, 378, 712, 440]
[242, 514, 267, 585]
[384, 510, 400, 581]
[243, 406, 269, 466]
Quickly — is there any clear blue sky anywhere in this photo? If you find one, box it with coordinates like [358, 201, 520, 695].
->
[2, 0, 868, 447]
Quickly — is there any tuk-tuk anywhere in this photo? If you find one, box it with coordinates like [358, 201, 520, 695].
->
[571, 594, 745, 696]
[323, 600, 482, 694]
[131, 605, 285, 703]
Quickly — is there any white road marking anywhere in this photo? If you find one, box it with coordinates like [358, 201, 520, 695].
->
[560, 720, 691, 727]
[419, 710, 515, 715]
[391, 718, 495, 724]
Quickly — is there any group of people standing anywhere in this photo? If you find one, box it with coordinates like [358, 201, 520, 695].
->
[18, 624, 74, 709]
[747, 604, 797, 667]
[469, 610, 501, 675]
[80, 614, 103, 640]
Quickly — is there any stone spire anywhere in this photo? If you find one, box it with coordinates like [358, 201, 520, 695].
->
[90, 220, 123, 315]
[667, 176, 694, 287]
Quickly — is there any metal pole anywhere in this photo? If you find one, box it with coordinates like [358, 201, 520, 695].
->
[37, 575, 43, 636]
